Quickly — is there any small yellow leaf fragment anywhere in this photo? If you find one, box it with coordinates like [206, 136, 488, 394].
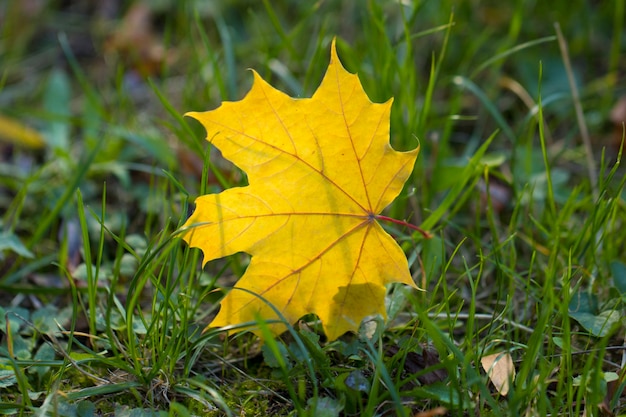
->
[481, 351, 515, 396]
[0, 115, 45, 149]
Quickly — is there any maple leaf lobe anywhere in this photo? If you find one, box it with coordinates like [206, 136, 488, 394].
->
[183, 38, 419, 341]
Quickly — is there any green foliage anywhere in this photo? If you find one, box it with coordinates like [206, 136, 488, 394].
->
[1, 0, 625, 415]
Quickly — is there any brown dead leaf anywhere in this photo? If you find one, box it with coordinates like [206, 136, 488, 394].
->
[481, 351, 515, 396]
[386, 344, 448, 386]
[413, 406, 448, 417]
[610, 96, 626, 152]
[477, 177, 512, 214]
[610, 97, 626, 125]
[105, 3, 169, 77]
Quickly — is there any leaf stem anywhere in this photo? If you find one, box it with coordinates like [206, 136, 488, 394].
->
[375, 214, 433, 238]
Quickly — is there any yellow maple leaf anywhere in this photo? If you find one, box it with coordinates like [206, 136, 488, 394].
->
[183, 39, 420, 341]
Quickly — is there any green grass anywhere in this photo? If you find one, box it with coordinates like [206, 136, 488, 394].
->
[1, 0, 625, 416]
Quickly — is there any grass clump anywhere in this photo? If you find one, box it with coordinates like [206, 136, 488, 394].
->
[1, 1, 625, 416]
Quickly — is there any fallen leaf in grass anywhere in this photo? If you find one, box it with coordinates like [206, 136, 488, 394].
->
[0, 114, 45, 149]
[610, 96, 626, 125]
[609, 96, 626, 152]
[105, 3, 169, 77]
[477, 176, 511, 214]
[385, 344, 448, 387]
[481, 351, 515, 396]
[183, 39, 421, 341]
[412, 406, 448, 417]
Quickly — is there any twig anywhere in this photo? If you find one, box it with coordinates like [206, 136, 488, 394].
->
[396, 312, 535, 334]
